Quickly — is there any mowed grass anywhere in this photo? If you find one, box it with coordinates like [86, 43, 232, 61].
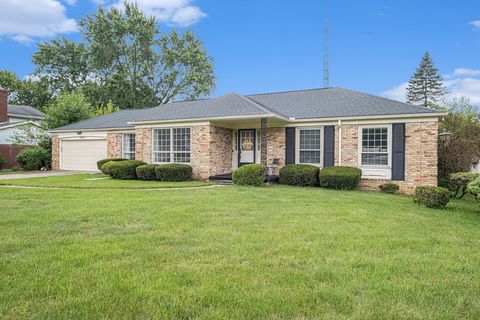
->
[0, 174, 214, 189]
[1, 185, 479, 319]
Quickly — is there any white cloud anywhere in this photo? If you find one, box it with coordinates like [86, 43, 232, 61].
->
[382, 68, 480, 106]
[101, 0, 207, 26]
[469, 20, 480, 30]
[0, 0, 77, 44]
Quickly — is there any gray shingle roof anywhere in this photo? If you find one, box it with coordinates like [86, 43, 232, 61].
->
[51, 88, 443, 131]
[8, 104, 44, 118]
[246, 88, 438, 119]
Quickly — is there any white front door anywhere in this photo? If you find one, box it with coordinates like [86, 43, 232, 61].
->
[238, 129, 256, 166]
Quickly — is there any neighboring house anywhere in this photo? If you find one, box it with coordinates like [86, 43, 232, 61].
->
[0, 88, 45, 168]
[50, 87, 445, 193]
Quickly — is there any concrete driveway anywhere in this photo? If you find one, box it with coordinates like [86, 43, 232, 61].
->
[0, 171, 96, 180]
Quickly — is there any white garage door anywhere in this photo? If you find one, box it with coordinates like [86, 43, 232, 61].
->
[61, 139, 107, 171]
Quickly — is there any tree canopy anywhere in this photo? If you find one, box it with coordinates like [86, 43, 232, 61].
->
[32, 2, 215, 110]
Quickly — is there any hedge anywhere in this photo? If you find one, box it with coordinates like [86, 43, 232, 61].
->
[378, 183, 400, 194]
[136, 164, 161, 181]
[0, 153, 5, 169]
[102, 160, 146, 180]
[449, 172, 478, 198]
[413, 186, 450, 209]
[97, 158, 126, 172]
[279, 164, 319, 186]
[232, 164, 266, 186]
[154, 163, 193, 182]
[319, 166, 362, 190]
[16, 147, 51, 171]
[467, 177, 480, 201]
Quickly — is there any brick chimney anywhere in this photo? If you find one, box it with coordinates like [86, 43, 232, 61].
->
[0, 87, 8, 123]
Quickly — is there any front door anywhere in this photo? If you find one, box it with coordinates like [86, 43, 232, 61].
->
[238, 129, 256, 166]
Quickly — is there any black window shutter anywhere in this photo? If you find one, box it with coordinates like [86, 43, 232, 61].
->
[285, 127, 296, 165]
[392, 123, 405, 181]
[323, 125, 335, 167]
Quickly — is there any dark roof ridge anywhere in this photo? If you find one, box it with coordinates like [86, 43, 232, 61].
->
[229, 92, 287, 118]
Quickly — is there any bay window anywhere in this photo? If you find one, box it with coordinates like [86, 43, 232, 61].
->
[153, 128, 191, 163]
[122, 133, 135, 160]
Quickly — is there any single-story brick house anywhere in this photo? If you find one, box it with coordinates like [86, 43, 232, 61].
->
[50, 87, 445, 193]
[0, 87, 45, 168]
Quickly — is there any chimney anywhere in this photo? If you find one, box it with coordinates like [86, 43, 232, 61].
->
[0, 87, 8, 123]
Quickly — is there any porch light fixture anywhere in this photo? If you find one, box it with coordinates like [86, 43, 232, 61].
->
[438, 129, 452, 145]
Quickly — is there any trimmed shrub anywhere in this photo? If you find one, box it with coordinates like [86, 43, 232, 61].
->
[449, 172, 478, 198]
[279, 164, 319, 186]
[413, 186, 450, 209]
[97, 158, 126, 171]
[467, 177, 480, 201]
[104, 160, 146, 180]
[16, 147, 50, 171]
[154, 163, 193, 182]
[0, 153, 5, 169]
[379, 183, 400, 194]
[136, 164, 161, 181]
[232, 164, 266, 186]
[319, 166, 362, 190]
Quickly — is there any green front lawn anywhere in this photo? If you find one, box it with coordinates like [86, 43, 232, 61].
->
[0, 174, 215, 189]
[1, 185, 479, 319]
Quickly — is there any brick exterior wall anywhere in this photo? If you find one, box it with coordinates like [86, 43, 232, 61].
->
[51, 134, 59, 170]
[209, 126, 233, 177]
[0, 144, 26, 168]
[266, 127, 286, 174]
[359, 121, 438, 194]
[135, 128, 152, 163]
[107, 133, 122, 159]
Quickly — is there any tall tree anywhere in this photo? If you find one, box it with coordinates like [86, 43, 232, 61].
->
[406, 52, 446, 108]
[33, 2, 215, 109]
[33, 38, 90, 94]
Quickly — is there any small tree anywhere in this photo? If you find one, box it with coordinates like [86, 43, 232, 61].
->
[406, 52, 446, 108]
[44, 91, 93, 129]
[438, 97, 480, 183]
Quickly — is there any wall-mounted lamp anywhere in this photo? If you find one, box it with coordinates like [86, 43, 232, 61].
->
[438, 128, 452, 145]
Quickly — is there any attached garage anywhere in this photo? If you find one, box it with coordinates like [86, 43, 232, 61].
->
[60, 139, 107, 171]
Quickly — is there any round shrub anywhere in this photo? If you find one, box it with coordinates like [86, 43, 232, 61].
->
[136, 164, 161, 181]
[319, 166, 362, 190]
[103, 160, 146, 180]
[154, 163, 193, 182]
[379, 183, 400, 194]
[467, 177, 480, 201]
[0, 153, 5, 169]
[449, 172, 478, 198]
[97, 158, 126, 171]
[16, 147, 51, 171]
[232, 164, 266, 186]
[279, 164, 319, 186]
[413, 186, 450, 209]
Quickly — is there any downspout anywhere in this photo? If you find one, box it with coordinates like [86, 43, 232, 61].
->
[338, 119, 342, 166]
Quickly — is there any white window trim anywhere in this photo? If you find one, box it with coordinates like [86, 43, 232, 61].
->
[151, 127, 192, 164]
[295, 127, 324, 167]
[122, 133, 136, 160]
[358, 124, 392, 180]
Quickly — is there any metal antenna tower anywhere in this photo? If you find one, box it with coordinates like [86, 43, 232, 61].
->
[323, 16, 329, 88]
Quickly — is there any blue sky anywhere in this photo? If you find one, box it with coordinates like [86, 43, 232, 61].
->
[1, 0, 479, 105]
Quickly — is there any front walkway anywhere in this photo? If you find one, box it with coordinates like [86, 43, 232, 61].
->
[0, 171, 95, 180]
